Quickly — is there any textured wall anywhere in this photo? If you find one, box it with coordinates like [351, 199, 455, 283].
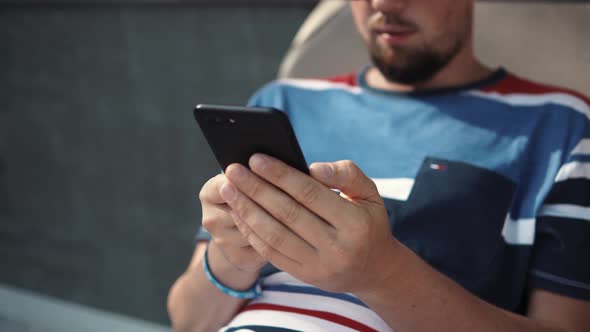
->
[474, 2, 590, 96]
[0, 5, 310, 324]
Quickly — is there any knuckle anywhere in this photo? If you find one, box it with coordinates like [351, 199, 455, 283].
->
[345, 160, 357, 168]
[341, 159, 354, 168]
[233, 201, 251, 221]
[201, 216, 217, 231]
[299, 181, 320, 205]
[272, 164, 290, 184]
[198, 184, 212, 202]
[266, 231, 285, 249]
[277, 201, 300, 226]
[345, 160, 361, 179]
[199, 175, 225, 202]
[247, 179, 263, 198]
[337, 160, 358, 180]
[342, 160, 358, 171]
[198, 187, 207, 202]
[240, 225, 253, 240]
[238, 227, 249, 239]
[258, 245, 274, 261]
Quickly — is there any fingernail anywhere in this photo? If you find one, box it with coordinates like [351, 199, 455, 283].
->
[227, 164, 245, 180]
[312, 163, 333, 179]
[220, 183, 237, 202]
[250, 154, 268, 171]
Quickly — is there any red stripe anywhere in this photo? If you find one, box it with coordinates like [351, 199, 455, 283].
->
[239, 303, 378, 332]
[480, 74, 590, 106]
[324, 72, 358, 87]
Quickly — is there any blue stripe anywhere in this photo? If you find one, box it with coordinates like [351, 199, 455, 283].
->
[570, 154, 590, 163]
[262, 284, 368, 308]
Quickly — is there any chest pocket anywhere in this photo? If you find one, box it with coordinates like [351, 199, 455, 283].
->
[392, 157, 517, 293]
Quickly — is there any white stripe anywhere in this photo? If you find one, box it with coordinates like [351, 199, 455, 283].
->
[262, 272, 315, 287]
[538, 204, 590, 221]
[555, 161, 590, 182]
[501, 216, 535, 245]
[261, 273, 390, 330]
[261, 271, 356, 304]
[571, 139, 590, 155]
[222, 310, 358, 332]
[467, 91, 590, 119]
[249, 291, 393, 332]
[279, 78, 362, 94]
[262, 273, 360, 305]
[371, 178, 414, 201]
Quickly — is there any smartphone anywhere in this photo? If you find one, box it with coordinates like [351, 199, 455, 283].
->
[194, 104, 309, 174]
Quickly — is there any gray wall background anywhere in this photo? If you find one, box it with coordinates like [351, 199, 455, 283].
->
[0, 4, 311, 324]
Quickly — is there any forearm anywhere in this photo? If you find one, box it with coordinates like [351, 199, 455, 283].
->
[167, 242, 258, 332]
[355, 242, 566, 332]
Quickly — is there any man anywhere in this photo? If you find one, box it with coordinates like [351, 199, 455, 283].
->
[168, 0, 590, 331]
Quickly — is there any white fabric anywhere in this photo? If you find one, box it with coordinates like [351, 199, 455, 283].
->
[467, 91, 590, 119]
[501, 216, 536, 245]
[572, 139, 590, 155]
[372, 178, 414, 201]
[555, 161, 590, 182]
[538, 204, 590, 221]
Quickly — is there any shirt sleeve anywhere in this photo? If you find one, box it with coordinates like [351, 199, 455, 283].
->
[530, 132, 590, 301]
[247, 80, 288, 111]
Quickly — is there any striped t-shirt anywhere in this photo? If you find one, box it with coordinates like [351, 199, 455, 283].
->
[197, 67, 590, 331]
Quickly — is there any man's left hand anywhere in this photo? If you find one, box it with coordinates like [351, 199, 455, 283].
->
[218, 153, 400, 294]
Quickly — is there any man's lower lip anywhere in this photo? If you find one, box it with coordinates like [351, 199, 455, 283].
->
[378, 32, 413, 44]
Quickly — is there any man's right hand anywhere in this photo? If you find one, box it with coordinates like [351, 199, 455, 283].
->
[167, 174, 266, 331]
[199, 174, 268, 275]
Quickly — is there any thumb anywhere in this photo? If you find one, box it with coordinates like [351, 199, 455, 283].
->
[309, 160, 381, 203]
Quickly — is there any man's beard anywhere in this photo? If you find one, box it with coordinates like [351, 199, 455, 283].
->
[369, 37, 462, 85]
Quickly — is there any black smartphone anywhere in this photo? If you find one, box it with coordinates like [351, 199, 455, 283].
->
[194, 104, 309, 174]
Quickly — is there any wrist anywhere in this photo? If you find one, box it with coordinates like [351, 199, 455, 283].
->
[206, 241, 260, 291]
[354, 239, 409, 301]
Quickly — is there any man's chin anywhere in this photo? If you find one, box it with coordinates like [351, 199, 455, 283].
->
[370, 57, 423, 85]
[370, 50, 451, 85]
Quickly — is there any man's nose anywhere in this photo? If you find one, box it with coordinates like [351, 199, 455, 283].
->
[370, 0, 408, 14]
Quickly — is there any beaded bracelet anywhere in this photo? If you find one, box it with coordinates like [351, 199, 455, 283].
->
[203, 244, 262, 299]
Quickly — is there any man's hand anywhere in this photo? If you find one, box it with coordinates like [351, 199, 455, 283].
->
[219, 153, 400, 294]
[199, 174, 267, 274]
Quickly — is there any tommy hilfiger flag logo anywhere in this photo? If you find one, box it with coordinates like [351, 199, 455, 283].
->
[430, 163, 447, 171]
